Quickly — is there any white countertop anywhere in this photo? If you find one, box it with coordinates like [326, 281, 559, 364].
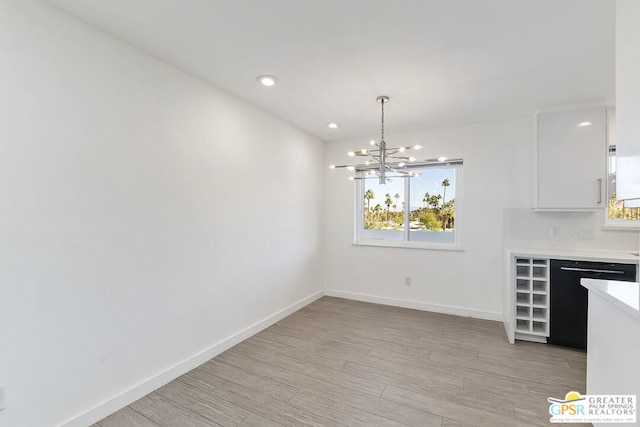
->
[506, 247, 639, 264]
[581, 278, 640, 321]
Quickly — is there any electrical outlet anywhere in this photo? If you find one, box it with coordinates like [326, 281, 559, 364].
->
[0, 385, 6, 411]
[404, 276, 412, 286]
[550, 226, 560, 238]
[579, 227, 595, 239]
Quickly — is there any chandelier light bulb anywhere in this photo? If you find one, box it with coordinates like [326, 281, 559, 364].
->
[329, 96, 432, 185]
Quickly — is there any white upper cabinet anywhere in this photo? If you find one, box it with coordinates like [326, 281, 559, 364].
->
[536, 106, 607, 210]
[615, 0, 640, 201]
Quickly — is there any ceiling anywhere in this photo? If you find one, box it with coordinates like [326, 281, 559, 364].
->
[43, 0, 615, 142]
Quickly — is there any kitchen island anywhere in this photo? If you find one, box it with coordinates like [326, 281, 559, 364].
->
[581, 278, 640, 427]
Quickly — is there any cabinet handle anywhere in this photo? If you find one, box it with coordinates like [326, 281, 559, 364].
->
[560, 266, 625, 274]
[597, 178, 602, 204]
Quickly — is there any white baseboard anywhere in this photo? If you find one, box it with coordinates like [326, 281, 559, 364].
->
[514, 332, 547, 343]
[60, 288, 500, 426]
[325, 289, 502, 322]
[60, 290, 324, 427]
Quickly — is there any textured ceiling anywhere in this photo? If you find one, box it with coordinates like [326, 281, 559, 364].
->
[44, 0, 615, 142]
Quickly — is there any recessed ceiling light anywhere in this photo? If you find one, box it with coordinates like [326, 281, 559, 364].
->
[578, 121, 592, 127]
[438, 156, 448, 162]
[256, 75, 278, 86]
[327, 122, 341, 129]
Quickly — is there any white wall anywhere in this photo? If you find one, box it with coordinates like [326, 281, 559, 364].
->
[0, 1, 324, 426]
[324, 116, 638, 320]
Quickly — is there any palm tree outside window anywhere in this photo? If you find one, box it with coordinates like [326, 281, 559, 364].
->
[356, 163, 462, 248]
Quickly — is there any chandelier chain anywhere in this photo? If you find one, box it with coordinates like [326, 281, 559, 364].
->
[380, 98, 385, 143]
[329, 95, 432, 184]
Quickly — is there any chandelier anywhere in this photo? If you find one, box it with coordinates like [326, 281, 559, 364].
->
[330, 95, 424, 184]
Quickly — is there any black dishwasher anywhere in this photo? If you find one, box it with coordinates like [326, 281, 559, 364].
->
[549, 259, 636, 350]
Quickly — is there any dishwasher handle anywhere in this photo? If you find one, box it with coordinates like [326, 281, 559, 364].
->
[560, 266, 626, 275]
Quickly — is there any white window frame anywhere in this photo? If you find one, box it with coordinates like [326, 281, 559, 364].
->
[605, 145, 640, 229]
[354, 163, 463, 250]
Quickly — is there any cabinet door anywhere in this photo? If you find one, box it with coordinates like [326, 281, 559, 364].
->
[537, 107, 606, 209]
[616, 0, 640, 201]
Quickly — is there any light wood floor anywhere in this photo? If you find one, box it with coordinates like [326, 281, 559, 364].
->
[93, 297, 589, 427]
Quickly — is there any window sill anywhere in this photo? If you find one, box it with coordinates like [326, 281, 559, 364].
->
[353, 240, 465, 251]
[602, 223, 640, 231]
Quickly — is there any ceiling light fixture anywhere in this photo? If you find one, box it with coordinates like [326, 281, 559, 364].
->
[577, 121, 592, 127]
[256, 75, 278, 86]
[329, 95, 425, 184]
[327, 122, 341, 129]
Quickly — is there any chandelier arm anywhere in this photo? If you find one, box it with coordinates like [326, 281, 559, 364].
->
[331, 95, 428, 184]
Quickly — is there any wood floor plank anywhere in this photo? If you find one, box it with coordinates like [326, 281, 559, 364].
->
[273, 369, 443, 426]
[211, 382, 343, 427]
[196, 359, 298, 403]
[266, 324, 314, 340]
[340, 361, 462, 398]
[129, 392, 163, 413]
[349, 352, 464, 389]
[155, 379, 250, 427]
[96, 297, 586, 427]
[311, 325, 433, 361]
[525, 378, 587, 397]
[287, 390, 409, 427]
[241, 335, 348, 370]
[237, 413, 285, 427]
[135, 398, 220, 427]
[382, 385, 517, 427]
[278, 359, 387, 397]
[178, 369, 227, 395]
[229, 344, 342, 376]
[259, 329, 372, 358]
[97, 407, 160, 427]
[215, 348, 283, 379]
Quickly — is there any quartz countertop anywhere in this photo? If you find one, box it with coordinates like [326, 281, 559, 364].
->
[506, 247, 639, 264]
[581, 278, 640, 321]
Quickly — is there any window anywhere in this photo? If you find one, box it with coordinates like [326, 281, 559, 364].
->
[606, 145, 640, 226]
[356, 162, 462, 249]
